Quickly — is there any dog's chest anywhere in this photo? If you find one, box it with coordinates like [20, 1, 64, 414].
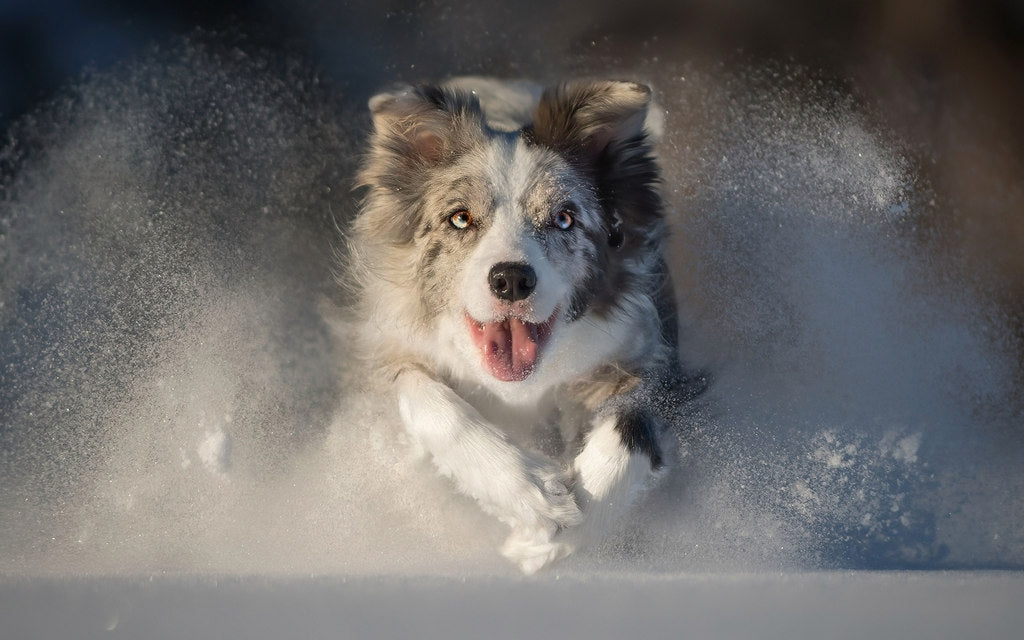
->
[457, 384, 588, 460]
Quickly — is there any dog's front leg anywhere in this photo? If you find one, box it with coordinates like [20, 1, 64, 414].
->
[395, 368, 582, 573]
[568, 407, 665, 551]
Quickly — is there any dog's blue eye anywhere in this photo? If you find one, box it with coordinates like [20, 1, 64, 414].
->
[449, 210, 472, 230]
[553, 210, 574, 230]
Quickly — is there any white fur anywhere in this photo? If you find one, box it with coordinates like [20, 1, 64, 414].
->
[567, 415, 657, 550]
[396, 368, 581, 573]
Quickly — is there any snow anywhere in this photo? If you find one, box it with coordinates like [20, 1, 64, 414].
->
[2, 572, 1022, 640]
[196, 427, 231, 475]
[1, 12, 1023, 640]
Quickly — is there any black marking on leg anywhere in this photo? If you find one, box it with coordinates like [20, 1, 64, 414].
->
[614, 408, 663, 470]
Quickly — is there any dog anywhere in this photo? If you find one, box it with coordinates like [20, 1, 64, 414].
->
[345, 77, 703, 573]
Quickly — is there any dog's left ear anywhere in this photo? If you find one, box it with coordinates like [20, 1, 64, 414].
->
[531, 80, 653, 169]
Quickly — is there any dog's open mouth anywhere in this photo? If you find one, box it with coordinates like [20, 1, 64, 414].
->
[466, 311, 557, 382]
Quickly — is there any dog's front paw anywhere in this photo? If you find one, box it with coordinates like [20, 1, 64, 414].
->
[501, 526, 574, 575]
[521, 461, 582, 532]
[499, 462, 581, 574]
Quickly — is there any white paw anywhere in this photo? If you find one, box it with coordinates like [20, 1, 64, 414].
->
[567, 415, 658, 549]
[519, 459, 582, 532]
[498, 461, 581, 574]
[501, 526, 574, 575]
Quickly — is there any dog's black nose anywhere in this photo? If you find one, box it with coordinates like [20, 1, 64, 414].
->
[488, 262, 537, 302]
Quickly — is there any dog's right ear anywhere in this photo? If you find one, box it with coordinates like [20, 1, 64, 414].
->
[367, 85, 484, 166]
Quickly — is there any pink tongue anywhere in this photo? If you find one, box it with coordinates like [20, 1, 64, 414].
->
[477, 317, 539, 382]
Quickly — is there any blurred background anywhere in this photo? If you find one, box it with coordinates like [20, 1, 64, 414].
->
[2, 0, 1022, 313]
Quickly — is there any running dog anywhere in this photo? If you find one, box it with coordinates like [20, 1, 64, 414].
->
[345, 77, 702, 573]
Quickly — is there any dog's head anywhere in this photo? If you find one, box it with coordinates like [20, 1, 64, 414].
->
[356, 80, 665, 395]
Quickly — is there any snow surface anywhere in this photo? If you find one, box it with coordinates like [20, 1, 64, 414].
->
[0, 572, 1021, 640]
[1, 21, 1022, 640]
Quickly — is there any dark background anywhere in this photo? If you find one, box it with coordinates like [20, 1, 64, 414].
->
[2, 0, 1023, 306]
[3, 1, 1023, 128]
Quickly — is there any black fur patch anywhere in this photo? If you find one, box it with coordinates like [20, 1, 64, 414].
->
[614, 408, 663, 470]
[421, 240, 443, 273]
[565, 288, 591, 322]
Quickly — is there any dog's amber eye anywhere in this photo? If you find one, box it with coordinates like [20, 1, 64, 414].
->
[553, 210, 574, 230]
[449, 210, 472, 230]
